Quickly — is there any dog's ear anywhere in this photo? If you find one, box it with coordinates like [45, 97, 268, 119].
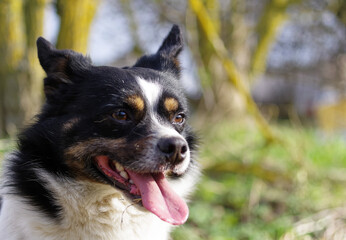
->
[133, 25, 183, 77]
[156, 24, 183, 62]
[36, 37, 91, 102]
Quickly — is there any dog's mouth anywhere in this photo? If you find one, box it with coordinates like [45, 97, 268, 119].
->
[94, 155, 188, 225]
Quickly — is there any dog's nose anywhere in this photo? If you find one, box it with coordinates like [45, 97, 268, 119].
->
[157, 137, 187, 164]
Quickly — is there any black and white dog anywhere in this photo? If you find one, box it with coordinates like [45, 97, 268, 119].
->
[0, 25, 199, 240]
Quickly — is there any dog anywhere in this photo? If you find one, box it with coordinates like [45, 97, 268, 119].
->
[0, 25, 199, 240]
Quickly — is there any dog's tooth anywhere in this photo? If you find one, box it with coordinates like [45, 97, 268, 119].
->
[129, 179, 134, 184]
[116, 163, 124, 172]
[120, 171, 129, 179]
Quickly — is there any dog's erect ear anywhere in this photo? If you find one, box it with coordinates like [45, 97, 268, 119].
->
[36, 37, 91, 102]
[133, 25, 183, 77]
[157, 25, 183, 61]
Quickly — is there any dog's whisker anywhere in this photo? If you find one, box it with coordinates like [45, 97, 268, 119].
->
[94, 118, 108, 123]
[120, 203, 136, 229]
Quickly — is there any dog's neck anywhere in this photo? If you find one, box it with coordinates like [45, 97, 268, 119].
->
[0, 167, 173, 240]
[46, 171, 174, 239]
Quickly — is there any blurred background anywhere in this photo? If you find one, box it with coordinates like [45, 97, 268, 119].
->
[0, 0, 345, 239]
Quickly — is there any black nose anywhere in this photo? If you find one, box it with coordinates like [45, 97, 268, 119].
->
[157, 137, 188, 164]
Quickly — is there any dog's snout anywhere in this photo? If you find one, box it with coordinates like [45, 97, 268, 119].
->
[157, 137, 187, 164]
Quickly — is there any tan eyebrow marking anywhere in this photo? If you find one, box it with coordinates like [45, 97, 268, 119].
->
[127, 95, 145, 112]
[164, 97, 179, 112]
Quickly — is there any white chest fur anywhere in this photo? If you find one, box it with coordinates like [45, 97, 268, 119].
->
[0, 162, 198, 240]
[0, 175, 173, 240]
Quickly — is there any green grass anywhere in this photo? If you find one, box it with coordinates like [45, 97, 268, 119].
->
[1, 121, 345, 239]
[171, 120, 346, 240]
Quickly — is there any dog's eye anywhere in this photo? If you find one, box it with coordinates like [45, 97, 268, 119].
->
[112, 110, 129, 122]
[173, 113, 185, 125]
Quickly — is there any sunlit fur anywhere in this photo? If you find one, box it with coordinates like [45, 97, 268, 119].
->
[0, 25, 199, 240]
[0, 163, 199, 240]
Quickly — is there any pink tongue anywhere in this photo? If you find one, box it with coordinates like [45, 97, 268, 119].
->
[127, 170, 189, 225]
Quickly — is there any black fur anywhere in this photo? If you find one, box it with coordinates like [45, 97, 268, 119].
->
[6, 153, 62, 219]
[2, 25, 197, 221]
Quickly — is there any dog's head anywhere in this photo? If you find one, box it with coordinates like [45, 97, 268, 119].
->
[33, 25, 197, 225]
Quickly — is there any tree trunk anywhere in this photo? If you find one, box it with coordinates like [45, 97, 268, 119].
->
[56, 0, 99, 53]
[0, 0, 26, 137]
[250, 0, 294, 81]
[0, 0, 46, 137]
[0, 0, 100, 137]
[22, 0, 46, 123]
